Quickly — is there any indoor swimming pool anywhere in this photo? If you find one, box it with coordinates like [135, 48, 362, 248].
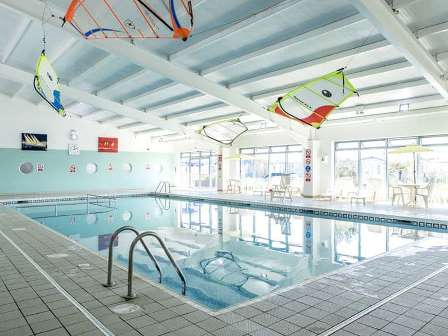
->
[10, 195, 448, 311]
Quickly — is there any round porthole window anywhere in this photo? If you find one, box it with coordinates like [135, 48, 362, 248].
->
[153, 164, 163, 173]
[123, 163, 132, 173]
[19, 162, 33, 174]
[122, 211, 132, 221]
[86, 163, 97, 174]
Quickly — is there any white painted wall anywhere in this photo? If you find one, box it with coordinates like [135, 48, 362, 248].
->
[0, 95, 155, 152]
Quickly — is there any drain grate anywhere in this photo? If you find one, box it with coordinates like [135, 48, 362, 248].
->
[110, 303, 142, 315]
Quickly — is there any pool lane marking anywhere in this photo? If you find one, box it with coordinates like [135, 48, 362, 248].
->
[0, 229, 115, 336]
[318, 263, 448, 336]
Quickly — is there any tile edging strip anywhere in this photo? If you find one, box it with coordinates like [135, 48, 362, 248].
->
[0, 229, 116, 336]
[318, 263, 448, 336]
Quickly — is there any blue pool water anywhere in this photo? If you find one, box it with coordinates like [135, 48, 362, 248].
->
[10, 196, 445, 310]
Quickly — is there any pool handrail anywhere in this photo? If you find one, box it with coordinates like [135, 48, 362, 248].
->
[155, 181, 171, 193]
[125, 231, 186, 299]
[104, 226, 162, 287]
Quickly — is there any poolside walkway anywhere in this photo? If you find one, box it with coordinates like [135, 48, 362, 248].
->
[2, 196, 448, 335]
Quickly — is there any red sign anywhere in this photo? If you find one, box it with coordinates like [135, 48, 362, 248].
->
[98, 137, 118, 153]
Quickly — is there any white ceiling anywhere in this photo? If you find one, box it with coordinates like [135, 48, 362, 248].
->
[0, 0, 447, 142]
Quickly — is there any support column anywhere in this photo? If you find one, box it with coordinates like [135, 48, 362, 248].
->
[217, 147, 223, 192]
[302, 140, 320, 197]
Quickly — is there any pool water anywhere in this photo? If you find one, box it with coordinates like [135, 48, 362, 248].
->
[11, 196, 445, 311]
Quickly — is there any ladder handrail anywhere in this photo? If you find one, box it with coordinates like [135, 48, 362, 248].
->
[104, 226, 162, 287]
[126, 231, 186, 298]
[155, 181, 171, 193]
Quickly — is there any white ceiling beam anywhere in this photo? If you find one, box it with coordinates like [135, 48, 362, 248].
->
[358, 78, 428, 95]
[69, 54, 116, 86]
[335, 94, 444, 114]
[0, 0, 309, 142]
[184, 112, 247, 127]
[349, 0, 448, 99]
[97, 69, 146, 96]
[117, 121, 145, 130]
[135, 128, 164, 135]
[169, 0, 302, 61]
[125, 81, 177, 105]
[81, 110, 109, 119]
[135, 41, 394, 112]
[202, 14, 366, 76]
[251, 59, 411, 100]
[416, 20, 448, 39]
[327, 104, 448, 126]
[162, 102, 228, 119]
[49, 38, 78, 63]
[230, 40, 389, 89]
[98, 115, 125, 124]
[1, 17, 31, 63]
[0, 62, 187, 133]
[122, 16, 448, 108]
[123, 14, 365, 106]
[149, 92, 204, 112]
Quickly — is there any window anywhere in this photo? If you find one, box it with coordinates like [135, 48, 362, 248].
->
[240, 145, 303, 191]
[177, 151, 217, 189]
[335, 134, 448, 205]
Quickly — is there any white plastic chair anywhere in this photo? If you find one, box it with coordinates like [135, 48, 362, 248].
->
[416, 182, 434, 208]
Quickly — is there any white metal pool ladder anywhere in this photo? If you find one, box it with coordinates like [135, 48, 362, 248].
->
[155, 181, 171, 193]
[104, 226, 162, 287]
[103, 226, 187, 297]
[125, 231, 187, 298]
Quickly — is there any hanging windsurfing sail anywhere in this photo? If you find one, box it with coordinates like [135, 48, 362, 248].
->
[34, 51, 66, 117]
[63, 0, 194, 41]
[198, 119, 248, 145]
[268, 69, 357, 129]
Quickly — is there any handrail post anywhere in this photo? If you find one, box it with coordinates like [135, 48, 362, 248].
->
[103, 226, 162, 288]
[125, 231, 187, 299]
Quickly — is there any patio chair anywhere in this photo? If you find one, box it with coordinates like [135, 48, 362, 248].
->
[391, 185, 408, 206]
[269, 175, 293, 201]
[416, 181, 434, 208]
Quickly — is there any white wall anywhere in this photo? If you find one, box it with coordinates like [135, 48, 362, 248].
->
[0, 96, 154, 152]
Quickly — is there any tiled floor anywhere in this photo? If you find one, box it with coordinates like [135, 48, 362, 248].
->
[2, 192, 448, 335]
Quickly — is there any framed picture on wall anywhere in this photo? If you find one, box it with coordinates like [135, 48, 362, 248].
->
[98, 137, 118, 153]
[21, 133, 47, 151]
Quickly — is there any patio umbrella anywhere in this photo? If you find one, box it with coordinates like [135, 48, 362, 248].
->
[389, 145, 433, 184]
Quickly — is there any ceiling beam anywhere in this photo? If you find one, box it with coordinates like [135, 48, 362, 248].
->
[327, 104, 448, 126]
[122, 13, 366, 106]
[416, 20, 448, 39]
[0, 62, 187, 133]
[97, 68, 146, 96]
[135, 128, 164, 135]
[2, 17, 31, 63]
[98, 115, 125, 124]
[162, 102, 228, 119]
[69, 54, 116, 87]
[349, 0, 448, 99]
[184, 112, 247, 127]
[125, 81, 177, 105]
[169, 0, 302, 61]
[0, 0, 309, 142]
[117, 121, 145, 130]
[334, 94, 444, 114]
[202, 14, 366, 76]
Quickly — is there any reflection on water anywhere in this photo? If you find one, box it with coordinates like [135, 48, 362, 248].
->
[12, 197, 444, 310]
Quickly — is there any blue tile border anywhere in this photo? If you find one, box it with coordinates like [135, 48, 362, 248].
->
[2, 191, 448, 233]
